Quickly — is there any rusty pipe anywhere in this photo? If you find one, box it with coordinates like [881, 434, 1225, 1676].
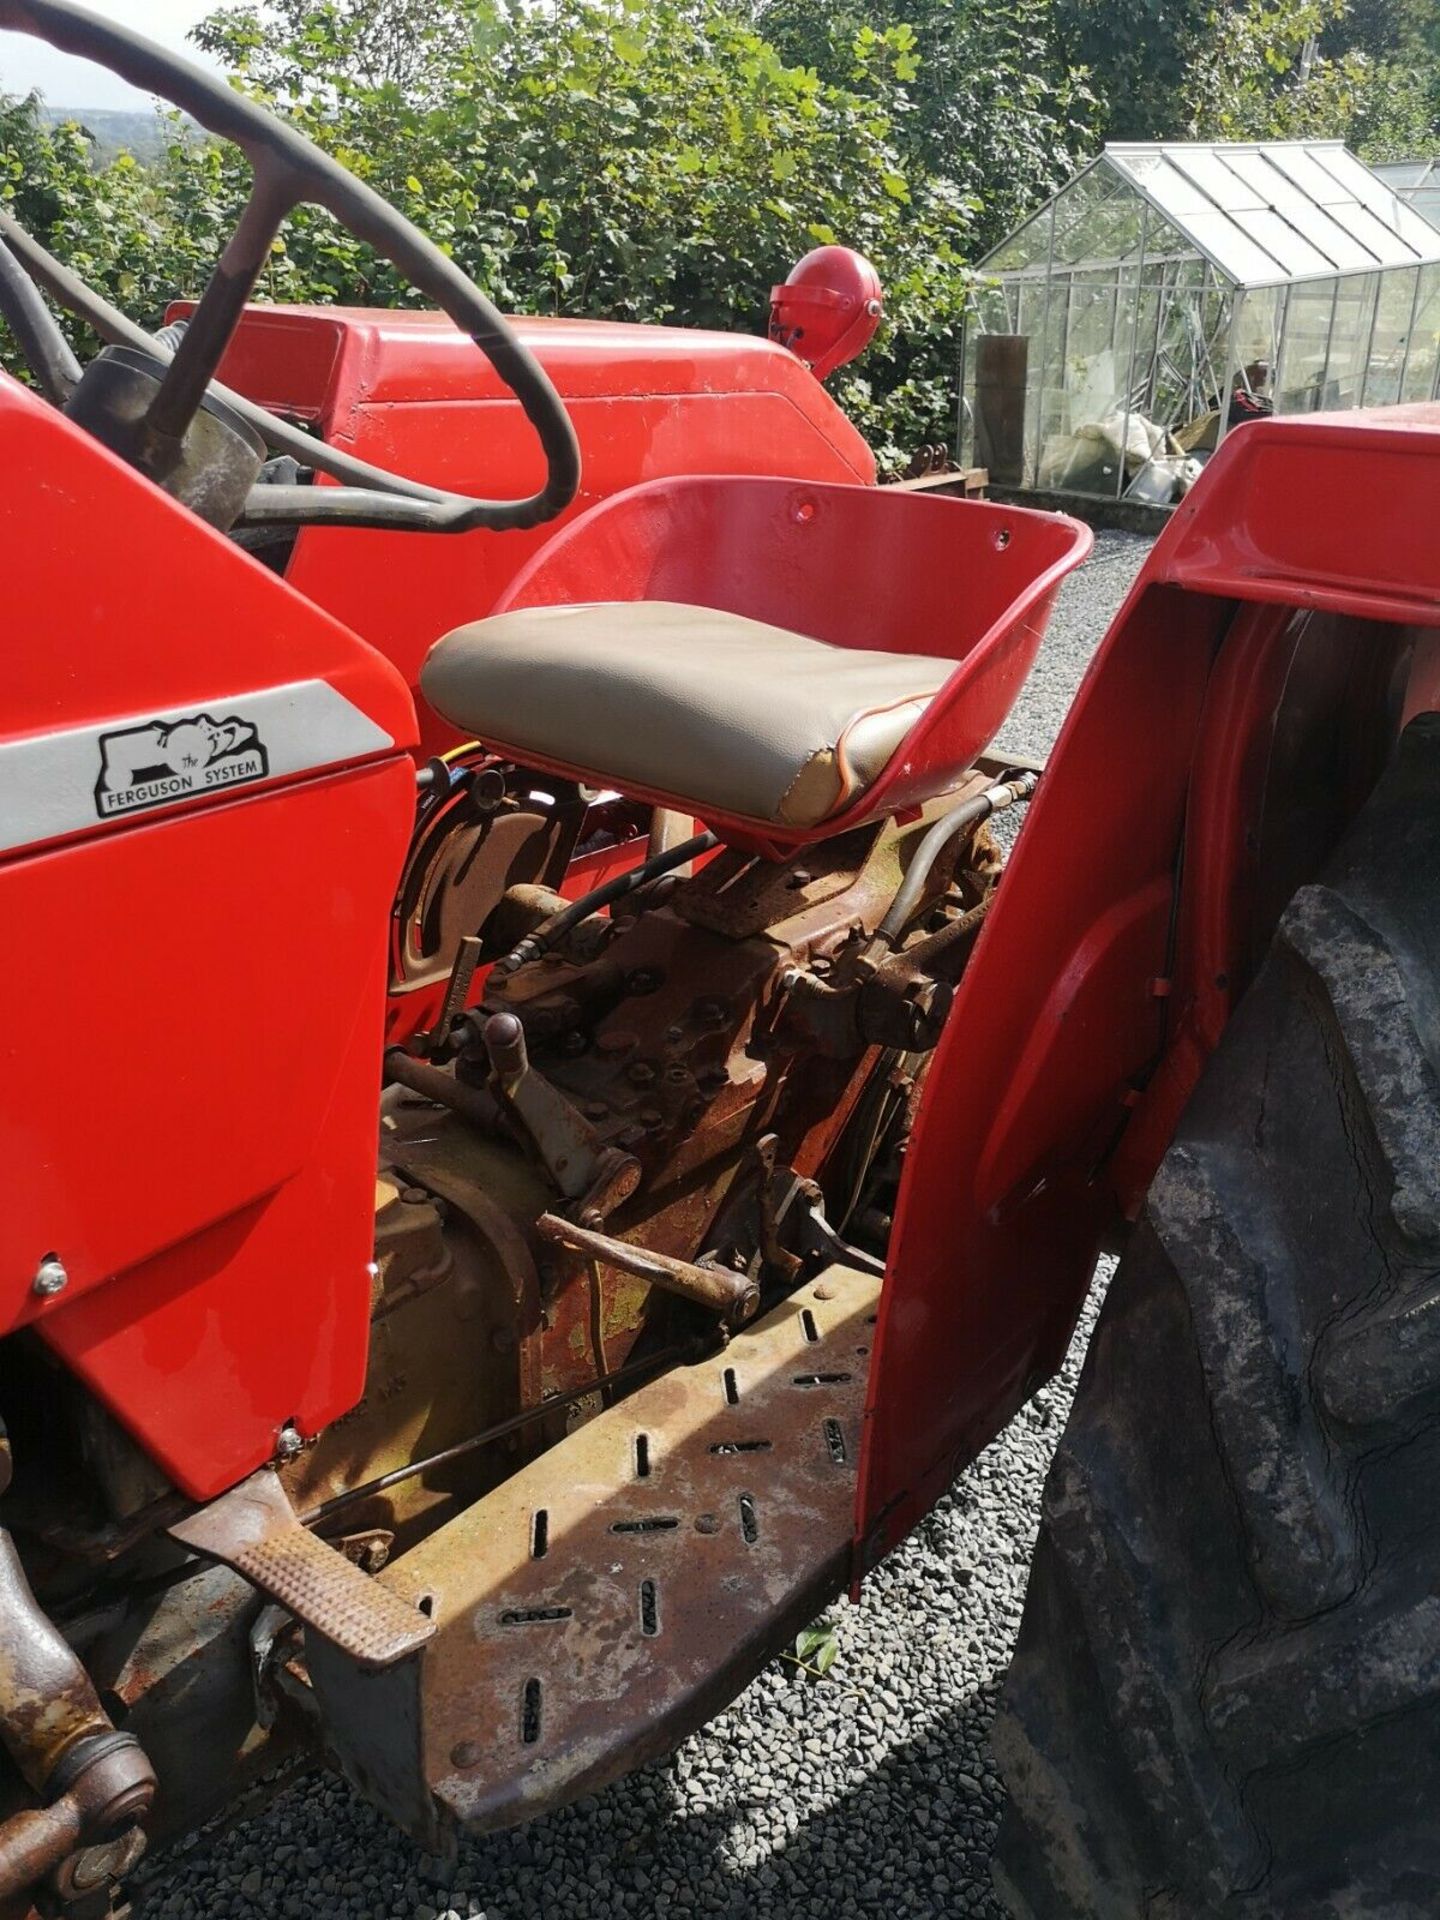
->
[536, 1214, 760, 1325]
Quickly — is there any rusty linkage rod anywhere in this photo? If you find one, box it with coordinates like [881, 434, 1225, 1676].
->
[0, 1516, 156, 1903]
[535, 1213, 762, 1325]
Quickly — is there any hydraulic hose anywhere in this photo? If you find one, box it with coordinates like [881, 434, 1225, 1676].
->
[873, 770, 1038, 950]
[492, 828, 718, 976]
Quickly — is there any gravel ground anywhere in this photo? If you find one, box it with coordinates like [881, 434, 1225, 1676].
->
[146, 530, 1155, 1920]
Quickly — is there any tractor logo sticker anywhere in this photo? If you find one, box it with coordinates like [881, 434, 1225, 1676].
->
[94, 712, 269, 817]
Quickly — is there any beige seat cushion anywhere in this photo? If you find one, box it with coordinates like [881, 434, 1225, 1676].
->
[421, 601, 948, 829]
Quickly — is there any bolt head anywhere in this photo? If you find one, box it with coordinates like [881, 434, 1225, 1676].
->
[32, 1256, 67, 1298]
[275, 1423, 304, 1462]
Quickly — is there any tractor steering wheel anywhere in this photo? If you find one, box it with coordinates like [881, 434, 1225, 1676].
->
[0, 0, 581, 533]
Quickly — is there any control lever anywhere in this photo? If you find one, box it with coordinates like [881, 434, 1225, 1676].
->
[482, 1013, 639, 1212]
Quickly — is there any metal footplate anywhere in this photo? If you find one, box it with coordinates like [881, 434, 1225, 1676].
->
[324, 1263, 879, 1836]
[168, 1469, 436, 1670]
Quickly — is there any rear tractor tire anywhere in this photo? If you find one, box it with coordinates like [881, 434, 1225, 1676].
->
[993, 711, 1440, 1919]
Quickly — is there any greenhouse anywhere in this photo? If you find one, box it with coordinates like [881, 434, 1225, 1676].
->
[959, 141, 1440, 504]
[1374, 159, 1440, 231]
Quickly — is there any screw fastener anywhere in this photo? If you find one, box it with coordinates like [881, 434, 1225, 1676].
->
[32, 1256, 67, 1298]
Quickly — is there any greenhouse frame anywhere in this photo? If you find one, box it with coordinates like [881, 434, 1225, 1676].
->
[958, 141, 1440, 504]
[1373, 159, 1440, 232]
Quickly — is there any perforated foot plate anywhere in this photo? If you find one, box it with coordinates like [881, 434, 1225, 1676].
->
[377, 1263, 879, 1830]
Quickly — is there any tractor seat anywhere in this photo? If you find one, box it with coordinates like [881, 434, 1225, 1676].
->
[421, 600, 949, 831]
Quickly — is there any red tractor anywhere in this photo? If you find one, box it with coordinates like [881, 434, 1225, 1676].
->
[3, 6, 1439, 1917]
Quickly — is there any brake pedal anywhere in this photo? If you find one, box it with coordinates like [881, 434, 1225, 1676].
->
[168, 1468, 435, 1671]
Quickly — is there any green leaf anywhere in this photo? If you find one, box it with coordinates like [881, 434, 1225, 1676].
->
[794, 1614, 840, 1679]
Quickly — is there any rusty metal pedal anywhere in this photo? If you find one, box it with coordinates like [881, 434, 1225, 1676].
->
[372, 1263, 880, 1831]
[168, 1468, 435, 1671]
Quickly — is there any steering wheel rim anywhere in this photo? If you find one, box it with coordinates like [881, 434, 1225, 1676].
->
[0, 0, 581, 534]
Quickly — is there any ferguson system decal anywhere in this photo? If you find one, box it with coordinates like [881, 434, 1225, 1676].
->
[95, 713, 269, 817]
[0, 679, 395, 859]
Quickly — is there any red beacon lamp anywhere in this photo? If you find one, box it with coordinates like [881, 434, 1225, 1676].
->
[768, 245, 884, 382]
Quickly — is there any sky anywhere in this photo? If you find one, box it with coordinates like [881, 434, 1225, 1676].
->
[1, 3, 222, 110]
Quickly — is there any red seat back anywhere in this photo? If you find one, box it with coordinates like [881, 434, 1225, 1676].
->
[494, 475, 1091, 852]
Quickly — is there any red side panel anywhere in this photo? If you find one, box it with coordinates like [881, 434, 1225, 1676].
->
[0, 377, 417, 1498]
[858, 406, 1440, 1566]
[200, 306, 878, 753]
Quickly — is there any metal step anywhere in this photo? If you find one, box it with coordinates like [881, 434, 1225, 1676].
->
[368, 1263, 879, 1832]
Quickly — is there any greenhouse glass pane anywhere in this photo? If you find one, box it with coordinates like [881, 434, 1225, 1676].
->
[1319, 145, 1410, 209]
[1373, 161, 1427, 192]
[1231, 285, 1284, 388]
[1324, 273, 1379, 408]
[1049, 166, 1140, 268]
[970, 284, 1014, 335]
[1141, 265, 1229, 432]
[985, 202, 1055, 275]
[1033, 266, 1071, 485]
[1166, 147, 1268, 212]
[1236, 206, 1339, 278]
[1266, 146, 1354, 207]
[1259, 197, 1378, 273]
[1276, 279, 1340, 410]
[1116, 150, 1214, 221]
[1311, 148, 1440, 261]
[1383, 200, 1440, 260]
[1063, 270, 1128, 408]
[958, 324, 976, 466]
[1322, 199, 1423, 269]
[1176, 209, 1285, 286]
[1220, 149, 1312, 210]
[1363, 267, 1417, 405]
[1401, 264, 1440, 402]
[1137, 209, 1193, 269]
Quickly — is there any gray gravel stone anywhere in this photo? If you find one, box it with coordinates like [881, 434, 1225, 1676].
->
[143, 528, 1152, 1920]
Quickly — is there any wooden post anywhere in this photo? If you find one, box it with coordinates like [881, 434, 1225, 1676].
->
[973, 334, 1028, 488]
